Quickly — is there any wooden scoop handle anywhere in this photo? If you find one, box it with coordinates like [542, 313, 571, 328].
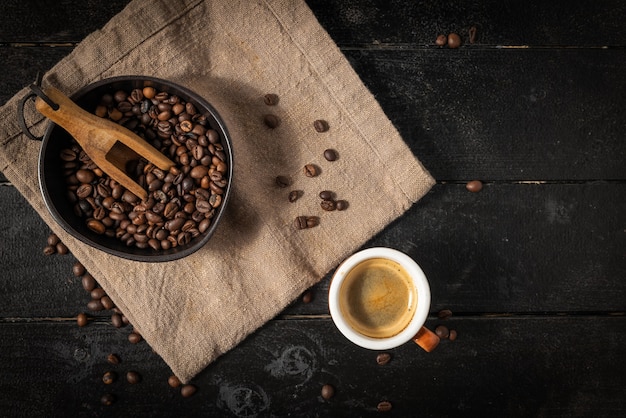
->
[35, 87, 174, 200]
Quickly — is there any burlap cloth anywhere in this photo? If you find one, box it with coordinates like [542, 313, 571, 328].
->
[0, 0, 434, 382]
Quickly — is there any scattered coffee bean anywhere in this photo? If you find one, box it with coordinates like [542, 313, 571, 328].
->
[72, 262, 86, 277]
[87, 299, 104, 311]
[180, 384, 197, 398]
[469, 26, 478, 44]
[111, 313, 124, 328]
[106, 353, 120, 365]
[448, 33, 462, 49]
[376, 353, 391, 365]
[449, 329, 458, 341]
[301, 290, 313, 304]
[276, 175, 291, 188]
[82, 274, 96, 292]
[321, 200, 336, 211]
[47, 233, 60, 246]
[435, 325, 450, 339]
[319, 190, 333, 200]
[91, 288, 106, 300]
[466, 180, 483, 192]
[263, 93, 279, 106]
[168, 375, 182, 388]
[76, 313, 88, 327]
[263, 114, 280, 129]
[313, 119, 329, 132]
[294, 216, 308, 230]
[437, 309, 453, 320]
[43, 245, 56, 256]
[128, 332, 142, 344]
[306, 216, 319, 228]
[102, 371, 117, 385]
[56, 242, 69, 255]
[377, 401, 392, 412]
[335, 200, 348, 211]
[100, 393, 115, 406]
[323, 149, 337, 161]
[321, 384, 335, 400]
[101, 296, 115, 310]
[303, 164, 319, 177]
[288, 190, 301, 203]
[126, 371, 141, 384]
[435, 34, 447, 46]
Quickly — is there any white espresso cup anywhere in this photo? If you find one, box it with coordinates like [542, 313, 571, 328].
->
[329, 247, 440, 351]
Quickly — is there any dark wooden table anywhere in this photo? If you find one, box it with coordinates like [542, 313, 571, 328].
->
[1, 1, 625, 416]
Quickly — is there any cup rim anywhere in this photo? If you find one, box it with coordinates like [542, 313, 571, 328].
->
[328, 247, 431, 350]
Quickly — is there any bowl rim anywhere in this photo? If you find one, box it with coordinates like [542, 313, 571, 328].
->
[38, 75, 234, 262]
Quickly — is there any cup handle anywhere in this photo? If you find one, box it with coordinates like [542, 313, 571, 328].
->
[412, 326, 440, 352]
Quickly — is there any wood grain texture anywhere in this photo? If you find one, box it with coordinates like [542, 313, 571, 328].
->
[0, 317, 624, 417]
[0, 0, 625, 416]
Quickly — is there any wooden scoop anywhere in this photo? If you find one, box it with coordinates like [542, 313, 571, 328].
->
[35, 86, 174, 201]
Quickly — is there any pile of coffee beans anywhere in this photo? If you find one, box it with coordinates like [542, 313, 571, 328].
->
[59, 85, 229, 251]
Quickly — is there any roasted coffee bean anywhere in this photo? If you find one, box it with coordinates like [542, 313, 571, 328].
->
[469, 26, 478, 44]
[435, 325, 450, 339]
[91, 288, 106, 300]
[76, 313, 88, 327]
[87, 219, 106, 234]
[294, 216, 308, 230]
[323, 149, 337, 161]
[102, 371, 116, 385]
[168, 375, 182, 388]
[377, 401, 392, 412]
[263, 93, 279, 106]
[321, 200, 336, 211]
[288, 190, 301, 203]
[321, 384, 335, 400]
[76, 183, 93, 199]
[306, 216, 319, 228]
[180, 384, 197, 398]
[448, 33, 461, 49]
[82, 273, 96, 292]
[437, 309, 453, 319]
[106, 353, 120, 365]
[276, 176, 291, 187]
[100, 393, 115, 406]
[335, 200, 348, 211]
[303, 164, 318, 177]
[376, 353, 391, 365]
[56, 242, 69, 255]
[87, 299, 104, 311]
[301, 290, 313, 303]
[466, 180, 483, 192]
[319, 190, 332, 200]
[111, 313, 123, 328]
[43, 245, 56, 256]
[47, 233, 61, 246]
[72, 262, 86, 277]
[263, 114, 280, 129]
[101, 296, 115, 310]
[76, 169, 95, 183]
[128, 332, 142, 344]
[449, 329, 458, 341]
[126, 371, 141, 384]
[313, 119, 329, 132]
[435, 34, 447, 46]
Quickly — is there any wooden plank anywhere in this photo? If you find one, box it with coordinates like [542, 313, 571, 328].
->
[342, 48, 626, 181]
[2, 183, 624, 318]
[0, 0, 130, 43]
[307, 0, 626, 47]
[0, 317, 624, 416]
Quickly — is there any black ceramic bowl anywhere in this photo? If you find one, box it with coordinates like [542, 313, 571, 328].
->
[38, 76, 233, 262]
